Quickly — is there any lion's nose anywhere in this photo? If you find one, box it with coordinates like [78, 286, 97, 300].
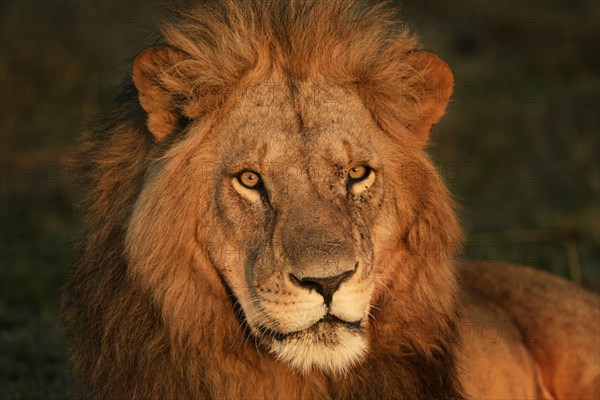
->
[289, 268, 356, 306]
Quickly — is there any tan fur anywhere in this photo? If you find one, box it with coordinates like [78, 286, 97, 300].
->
[62, 1, 599, 399]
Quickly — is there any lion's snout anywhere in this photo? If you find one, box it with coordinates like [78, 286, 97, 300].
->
[289, 266, 356, 306]
[279, 204, 355, 254]
[278, 209, 361, 305]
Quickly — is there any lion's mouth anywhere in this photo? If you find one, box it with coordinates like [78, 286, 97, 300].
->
[258, 314, 362, 341]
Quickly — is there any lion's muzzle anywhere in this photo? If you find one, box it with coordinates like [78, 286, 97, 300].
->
[289, 265, 357, 306]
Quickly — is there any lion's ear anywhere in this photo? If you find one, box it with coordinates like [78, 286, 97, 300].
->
[132, 45, 189, 140]
[406, 50, 454, 144]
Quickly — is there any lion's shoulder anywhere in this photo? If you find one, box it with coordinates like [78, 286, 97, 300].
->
[459, 261, 600, 399]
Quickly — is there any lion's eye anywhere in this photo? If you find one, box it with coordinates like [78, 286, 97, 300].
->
[238, 171, 262, 189]
[347, 164, 375, 195]
[348, 165, 370, 182]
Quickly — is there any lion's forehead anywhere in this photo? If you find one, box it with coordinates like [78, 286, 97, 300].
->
[222, 83, 297, 143]
[220, 80, 379, 167]
[296, 82, 375, 131]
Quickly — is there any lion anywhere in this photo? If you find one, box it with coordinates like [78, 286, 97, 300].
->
[62, 1, 600, 399]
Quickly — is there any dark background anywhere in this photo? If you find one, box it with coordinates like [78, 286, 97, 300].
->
[1, 0, 598, 398]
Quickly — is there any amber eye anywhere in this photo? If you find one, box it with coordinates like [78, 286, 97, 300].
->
[238, 171, 262, 189]
[348, 165, 370, 181]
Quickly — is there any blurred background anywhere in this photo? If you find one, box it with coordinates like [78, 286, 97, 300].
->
[0, 0, 598, 398]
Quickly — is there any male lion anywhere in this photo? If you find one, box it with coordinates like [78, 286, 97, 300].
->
[63, 1, 600, 399]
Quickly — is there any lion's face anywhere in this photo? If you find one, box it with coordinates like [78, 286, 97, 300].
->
[128, 32, 455, 376]
[192, 81, 397, 373]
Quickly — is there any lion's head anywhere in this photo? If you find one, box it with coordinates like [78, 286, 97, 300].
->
[65, 1, 463, 397]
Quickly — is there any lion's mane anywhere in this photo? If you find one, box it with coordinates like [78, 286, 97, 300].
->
[63, 1, 463, 398]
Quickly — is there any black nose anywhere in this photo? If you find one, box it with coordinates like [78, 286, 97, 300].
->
[290, 269, 356, 306]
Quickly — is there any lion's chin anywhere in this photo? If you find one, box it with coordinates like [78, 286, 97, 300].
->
[264, 320, 368, 375]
